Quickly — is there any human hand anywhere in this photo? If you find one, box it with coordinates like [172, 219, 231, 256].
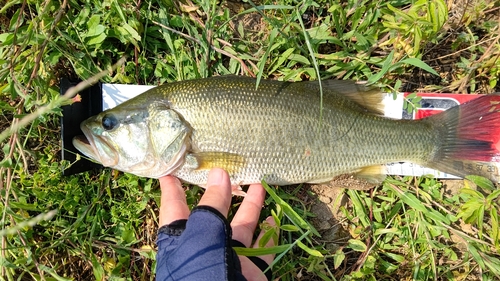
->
[156, 168, 277, 281]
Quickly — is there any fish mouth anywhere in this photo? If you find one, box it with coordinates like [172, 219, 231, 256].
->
[73, 134, 98, 161]
[73, 135, 94, 156]
[73, 125, 118, 167]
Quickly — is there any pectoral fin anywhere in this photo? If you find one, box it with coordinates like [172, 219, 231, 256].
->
[192, 151, 246, 174]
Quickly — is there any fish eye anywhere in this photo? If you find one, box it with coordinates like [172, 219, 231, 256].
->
[102, 114, 119, 131]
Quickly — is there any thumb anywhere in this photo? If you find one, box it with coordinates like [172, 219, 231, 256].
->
[198, 168, 232, 217]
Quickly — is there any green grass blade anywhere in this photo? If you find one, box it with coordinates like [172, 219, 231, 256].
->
[398, 58, 439, 76]
[234, 244, 291, 256]
[367, 50, 395, 84]
[256, 28, 278, 89]
[261, 180, 319, 236]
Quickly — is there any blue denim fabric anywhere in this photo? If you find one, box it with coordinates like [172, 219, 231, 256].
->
[156, 206, 246, 281]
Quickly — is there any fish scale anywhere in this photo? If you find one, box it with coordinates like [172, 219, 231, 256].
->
[74, 76, 500, 185]
[164, 77, 435, 185]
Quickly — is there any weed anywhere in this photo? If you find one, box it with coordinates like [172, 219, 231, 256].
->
[1, 0, 499, 280]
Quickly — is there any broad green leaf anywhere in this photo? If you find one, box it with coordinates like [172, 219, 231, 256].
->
[280, 224, 299, 232]
[9, 9, 21, 30]
[348, 239, 367, 252]
[91, 253, 105, 281]
[0, 33, 13, 44]
[87, 14, 100, 30]
[460, 188, 483, 199]
[382, 252, 405, 263]
[122, 23, 141, 41]
[363, 255, 377, 272]
[288, 54, 310, 65]
[374, 228, 399, 236]
[394, 79, 402, 92]
[379, 258, 399, 273]
[297, 241, 323, 257]
[120, 224, 137, 245]
[490, 78, 497, 89]
[487, 189, 500, 203]
[334, 249, 345, 269]
[258, 228, 276, 248]
[87, 32, 107, 45]
[308, 23, 336, 41]
[373, 209, 383, 222]
[87, 24, 106, 37]
[386, 3, 414, 22]
[458, 201, 482, 222]
[269, 47, 295, 74]
[466, 175, 495, 191]
[47, 50, 63, 65]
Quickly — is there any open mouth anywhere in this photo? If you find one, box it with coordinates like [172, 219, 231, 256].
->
[74, 135, 90, 145]
[72, 126, 119, 167]
[73, 134, 99, 162]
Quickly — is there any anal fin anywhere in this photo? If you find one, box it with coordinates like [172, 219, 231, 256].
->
[354, 165, 387, 184]
[307, 165, 386, 186]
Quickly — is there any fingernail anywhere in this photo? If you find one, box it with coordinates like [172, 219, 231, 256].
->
[206, 168, 225, 188]
[266, 216, 276, 226]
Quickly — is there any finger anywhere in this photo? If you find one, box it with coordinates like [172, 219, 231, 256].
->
[159, 176, 190, 227]
[198, 168, 232, 217]
[239, 257, 268, 281]
[231, 184, 266, 246]
[253, 216, 277, 265]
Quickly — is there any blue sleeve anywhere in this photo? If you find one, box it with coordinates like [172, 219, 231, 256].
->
[156, 206, 247, 281]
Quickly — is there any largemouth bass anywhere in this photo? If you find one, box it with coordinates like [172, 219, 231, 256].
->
[73, 76, 500, 185]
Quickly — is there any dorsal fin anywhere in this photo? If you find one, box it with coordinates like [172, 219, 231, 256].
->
[306, 80, 385, 115]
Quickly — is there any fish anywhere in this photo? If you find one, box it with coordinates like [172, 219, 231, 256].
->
[73, 75, 500, 186]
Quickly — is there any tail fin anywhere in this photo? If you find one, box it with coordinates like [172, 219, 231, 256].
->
[426, 94, 500, 182]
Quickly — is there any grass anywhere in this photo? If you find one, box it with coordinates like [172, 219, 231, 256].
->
[1, 0, 500, 280]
